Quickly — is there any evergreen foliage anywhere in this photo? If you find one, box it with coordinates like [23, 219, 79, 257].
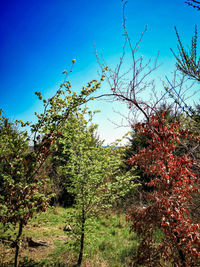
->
[171, 26, 200, 82]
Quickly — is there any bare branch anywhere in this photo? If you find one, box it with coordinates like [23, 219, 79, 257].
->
[96, 0, 160, 126]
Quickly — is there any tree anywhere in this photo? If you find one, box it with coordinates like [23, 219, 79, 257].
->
[0, 112, 52, 267]
[0, 61, 106, 266]
[56, 108, 137, 266]
[127, 114, 200, 266]
[49, 111, 102, 207]
[124, 103, 182, 195]
[95, 1, 200, 264]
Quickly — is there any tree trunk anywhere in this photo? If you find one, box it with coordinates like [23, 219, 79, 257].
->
[77, 208, 85, 266]
[14, 222, 23, 267]
[176, 235, 186, 267]
[178, 249, 186, 267]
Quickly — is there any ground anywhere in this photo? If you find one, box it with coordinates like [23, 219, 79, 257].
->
[0, 207, 138, 266]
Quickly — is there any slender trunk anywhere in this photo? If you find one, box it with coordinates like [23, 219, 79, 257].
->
[178, 249, 186, 267]
[77, 208, 85, 266]
[14, 222, 23, 267]
[176, 236, 186, 267]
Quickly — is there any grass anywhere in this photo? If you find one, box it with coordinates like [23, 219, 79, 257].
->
[83, 213, 138, 266]
[0, 207, 139, 266]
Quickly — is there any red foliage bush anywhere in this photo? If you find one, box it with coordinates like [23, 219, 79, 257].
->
[127, 114, 200, 266]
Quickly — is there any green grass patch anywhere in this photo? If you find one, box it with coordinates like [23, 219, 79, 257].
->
[0, 207, 139, 266]
[79, 213, 138, 266]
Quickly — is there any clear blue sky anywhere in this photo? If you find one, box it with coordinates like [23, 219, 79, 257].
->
[0, 0, 199, 144]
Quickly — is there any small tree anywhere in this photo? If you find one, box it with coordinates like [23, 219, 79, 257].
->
[0, 61, 106, 266]
[124, 104, 182, 191]
[95, 1, 200, 265]
[57, 108, 137, 266]
[127, 114, 200, 266]
[49, 112, 102, 207]
[0, 113, 52, 267]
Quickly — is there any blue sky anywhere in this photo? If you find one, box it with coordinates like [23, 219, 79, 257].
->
[0, 0, 199, 144]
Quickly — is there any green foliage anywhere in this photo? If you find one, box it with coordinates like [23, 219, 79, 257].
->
[0, 207, 140, 266]
[0, 63, 107, 266]
[56, 108, 137, 265]
[0, 113, 53, 267]
[31, 68, 103, 138]
[171, 26, 200, 82]
[169, 2, 200, 122]
[57, 108, 137, 212]
[49, 110, 102, 207]
[0, 114, 49, 226]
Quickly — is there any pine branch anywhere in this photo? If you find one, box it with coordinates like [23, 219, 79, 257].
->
[171, 26, 200, 82]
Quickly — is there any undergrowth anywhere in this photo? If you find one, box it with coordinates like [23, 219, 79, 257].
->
[0, 207, 139, 266]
